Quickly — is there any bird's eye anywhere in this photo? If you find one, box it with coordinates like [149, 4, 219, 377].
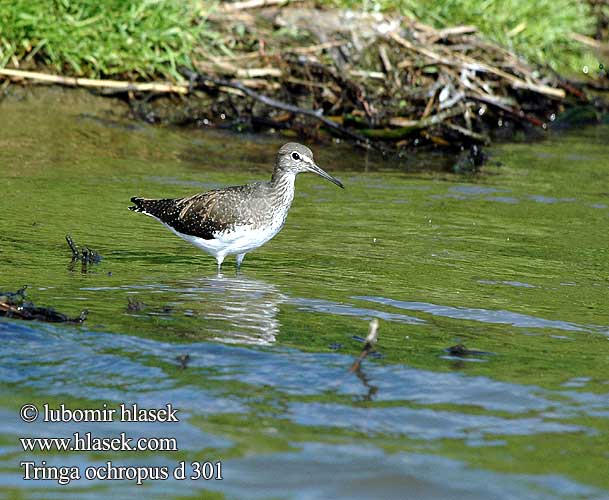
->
[291, 152, 301, 161]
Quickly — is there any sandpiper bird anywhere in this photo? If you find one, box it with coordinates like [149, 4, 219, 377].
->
[129, 143, 343, 270]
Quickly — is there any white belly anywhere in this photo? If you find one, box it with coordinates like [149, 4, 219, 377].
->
[187, 225, 280, 257]
[162, 219, 284, 259]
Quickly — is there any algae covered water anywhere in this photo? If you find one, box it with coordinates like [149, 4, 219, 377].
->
[1, 87, 609, 499]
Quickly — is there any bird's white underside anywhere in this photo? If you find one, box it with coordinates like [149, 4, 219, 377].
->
[174, 223, 282, 258]
[141, 211, 286, 262]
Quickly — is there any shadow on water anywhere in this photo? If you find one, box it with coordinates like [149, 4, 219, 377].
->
[1, 87, 609, 499]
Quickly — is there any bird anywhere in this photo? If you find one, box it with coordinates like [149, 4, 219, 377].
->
[129, 142, 344, 270]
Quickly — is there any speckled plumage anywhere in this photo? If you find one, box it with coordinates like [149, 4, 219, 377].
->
[129, 143, 343, 270]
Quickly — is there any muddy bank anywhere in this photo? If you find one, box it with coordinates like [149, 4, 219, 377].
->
[131, 7, 608, 159]
[1, 72, 605, 176]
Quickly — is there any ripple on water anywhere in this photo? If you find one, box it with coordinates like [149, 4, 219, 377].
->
[478, 280, 536, 288]
[484, 196, 520, 204]
[288, 402, 591, 441]
[204, 443, 606, 500]
[4, 320, 608, 419]
[449, 185, 508, 195]
[0, 321, 244, 416]
[355, 296, 589, 332]
[1, 317, 609, 499]
[292, 297, 425, 325]
[1, 443, 603, 500]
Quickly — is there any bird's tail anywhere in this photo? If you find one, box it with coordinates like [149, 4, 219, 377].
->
[129, 197, 183, 224]
[129, 196, 169, 216]
[129, 196, 149, 213]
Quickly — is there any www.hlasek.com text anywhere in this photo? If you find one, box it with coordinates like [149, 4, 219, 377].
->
[21, 432, 177, 452]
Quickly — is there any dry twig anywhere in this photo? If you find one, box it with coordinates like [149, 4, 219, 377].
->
[0, 68, 189, 94]
[219, 0, 303, 11]
[191, 72, 386, 150]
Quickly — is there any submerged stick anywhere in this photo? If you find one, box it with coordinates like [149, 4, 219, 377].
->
[65, 235, 79, 258]
[176, 354, 191, 369]
[349, 318, 379, 373]
[0, 68, 189, 94]
[0, 302, 88, 323]
[0, 286, 88, 323]
[65, 234, 102, 264]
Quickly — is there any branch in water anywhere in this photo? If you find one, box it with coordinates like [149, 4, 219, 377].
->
[349, 318, 379, 373]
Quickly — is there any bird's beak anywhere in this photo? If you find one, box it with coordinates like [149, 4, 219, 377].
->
[306, 160, 344, 189]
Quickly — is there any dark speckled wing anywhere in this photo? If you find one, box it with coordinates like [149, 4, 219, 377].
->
[129, 183, 267, 240]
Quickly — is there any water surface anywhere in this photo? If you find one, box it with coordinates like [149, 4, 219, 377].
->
[1, 87, 609, 499]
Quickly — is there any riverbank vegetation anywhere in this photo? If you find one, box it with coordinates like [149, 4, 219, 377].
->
[1, 0, 607, 159]
[0, 0, 604, 79]
[0, 0, 205, 79]
[324, 0, 600, 75]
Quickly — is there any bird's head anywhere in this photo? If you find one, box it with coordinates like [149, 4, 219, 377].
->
[276, 142, 344, 188]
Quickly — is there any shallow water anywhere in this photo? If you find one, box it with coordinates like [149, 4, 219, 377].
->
[1, 87, 609, 499]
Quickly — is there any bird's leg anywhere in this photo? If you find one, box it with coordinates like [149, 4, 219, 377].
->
[236, 253, 246, 270]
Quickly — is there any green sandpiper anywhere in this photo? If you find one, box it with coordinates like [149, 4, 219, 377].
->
[129, 143, 344, 270]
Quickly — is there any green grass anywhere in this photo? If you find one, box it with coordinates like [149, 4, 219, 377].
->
[0, 0, 600, 81]
[322, 0, 598, 74]
[0, 0, 213, 80]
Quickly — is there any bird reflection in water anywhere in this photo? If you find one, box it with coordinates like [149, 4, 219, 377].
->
[172, 277, 381, 400]
[352, 365, 379, 402]
[180, 273, 287, 346]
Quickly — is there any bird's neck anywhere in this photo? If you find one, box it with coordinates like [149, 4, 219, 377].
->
[269, 169, 296, 216]
[271, 169, 296, 193]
